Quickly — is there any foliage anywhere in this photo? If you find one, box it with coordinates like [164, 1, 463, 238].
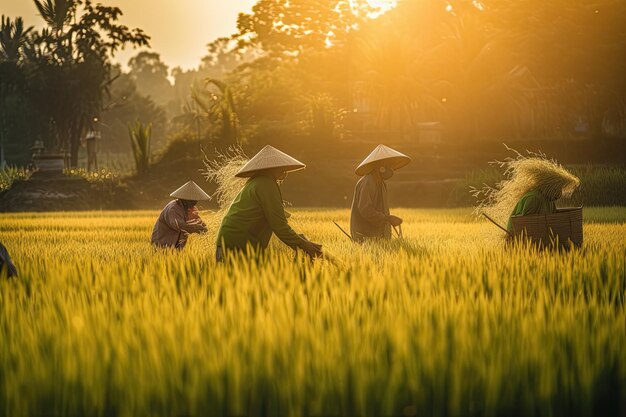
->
[127, 51, 172, 106]
[99, 67, 167, 154]
[1, 0, 149, 168]
[0, 16, 32, 63]
[235, 0, 379, 53]
[0, 16, 34, 166]
[128, 121, 152, 175]
[0, 166, 31, 192]
[64, 167, 120, 183]
[0, 208, 625, 416]
[227, 0, 626, 142]
[191, 78, 240, 147]
[569, 165, 626, 206]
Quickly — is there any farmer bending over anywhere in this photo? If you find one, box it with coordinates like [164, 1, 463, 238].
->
[506, 171, 580, 233]
[151, 181, 210, 249]
[216, 145, 323, 261]
[350, 144, 411, 242]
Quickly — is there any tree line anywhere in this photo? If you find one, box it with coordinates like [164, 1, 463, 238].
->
[1, 0, 625, 168]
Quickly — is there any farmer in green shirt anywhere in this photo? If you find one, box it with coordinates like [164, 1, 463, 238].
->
[216, 145, 323, 261]
[506, 188, 559, 232]
[477, 150, 580, 238]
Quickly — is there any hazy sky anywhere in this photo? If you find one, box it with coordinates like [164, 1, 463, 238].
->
[0, 0, 258, 71]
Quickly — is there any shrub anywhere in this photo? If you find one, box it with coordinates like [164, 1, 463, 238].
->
[0, 166, 31, 192]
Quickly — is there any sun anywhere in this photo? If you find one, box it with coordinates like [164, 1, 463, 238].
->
[366, 0, 398, 12]
[348, 0, 398, 18]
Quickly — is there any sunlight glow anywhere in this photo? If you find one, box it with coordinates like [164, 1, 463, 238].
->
[348, 0, 398, 19]
[366, 0, 397, 12]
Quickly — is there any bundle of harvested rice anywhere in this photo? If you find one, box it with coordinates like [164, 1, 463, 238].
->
[472, 147, 581, 225]
[201, 147, 249, 232]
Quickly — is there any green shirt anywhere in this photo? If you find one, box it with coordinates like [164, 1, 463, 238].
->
[507, 189, 556, 231]
[216, 175, 305, 251]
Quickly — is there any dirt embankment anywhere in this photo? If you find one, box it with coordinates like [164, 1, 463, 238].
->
[0, 172, 133, 212]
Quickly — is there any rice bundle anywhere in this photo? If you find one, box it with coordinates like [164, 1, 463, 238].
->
[201, 147, 249, 232]
[473, 147, 581, 225]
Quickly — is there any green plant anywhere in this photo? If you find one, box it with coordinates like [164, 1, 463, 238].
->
[0, 166, 31, 192]
[192, 78, 240, 148]
[128, 121, 152, 175]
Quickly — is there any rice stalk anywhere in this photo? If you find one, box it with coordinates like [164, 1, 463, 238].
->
[200, 146, 249, 238]
[472, 146, 581, 224]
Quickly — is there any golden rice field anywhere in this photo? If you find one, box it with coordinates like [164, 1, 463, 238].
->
[1, 208, 625, 417]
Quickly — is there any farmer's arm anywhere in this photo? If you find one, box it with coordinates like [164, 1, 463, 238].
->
[164, 204, 207, 234]
[255, 178, 306, 249]
[357, 180, 389, 226]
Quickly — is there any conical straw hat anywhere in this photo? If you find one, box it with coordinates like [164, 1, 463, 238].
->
[170, 180, 211, 201]
[235, 145, 305, 178]
[355, 144, 411, 176]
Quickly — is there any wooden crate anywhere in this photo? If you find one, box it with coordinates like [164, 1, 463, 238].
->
[510, 207, 583, 249]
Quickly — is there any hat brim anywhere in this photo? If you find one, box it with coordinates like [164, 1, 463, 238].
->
[235, 165, 305, 178]
[355, 156, 411, 176]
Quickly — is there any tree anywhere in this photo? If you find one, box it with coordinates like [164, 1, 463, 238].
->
[0, 16, 33, 63]
[128, 51, 172, 106]
[25, 0, 149, 167]
[354, 26, 445, 132]
[99, 67, 167, 154]
[192, 78, 240, 147]
[0, 16, 34, 167]
[235, 0, 378, 54]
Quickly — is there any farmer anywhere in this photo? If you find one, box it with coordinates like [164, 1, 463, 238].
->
[0, 241, 17, 278]
[350, 144, 411, 242]
[216, 145, 323, 261]
[151, 180, 210, 249]
[506, 184, 576, 232]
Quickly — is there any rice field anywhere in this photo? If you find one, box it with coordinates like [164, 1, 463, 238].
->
[1, 208, 625, 417]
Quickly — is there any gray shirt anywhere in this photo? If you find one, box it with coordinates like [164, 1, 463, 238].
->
[151, 200, 207, 249]
[350, 174, 391, 241]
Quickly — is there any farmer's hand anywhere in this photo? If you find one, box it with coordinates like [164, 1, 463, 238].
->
[388, 215, 403, 227]
[187, 218, 208, 233]
[300, 240, 323, 259]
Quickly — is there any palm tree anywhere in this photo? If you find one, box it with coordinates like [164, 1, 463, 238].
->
[0, 16, 33, 168]
[0, 16, 33, 63]
[33, 0, 73, 33]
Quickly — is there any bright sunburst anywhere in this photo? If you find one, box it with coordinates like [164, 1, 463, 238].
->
[348, 0, 398, 18]
[366, 0, 397, 12]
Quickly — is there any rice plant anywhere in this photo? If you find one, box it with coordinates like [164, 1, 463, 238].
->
[0, 208, 624, 417]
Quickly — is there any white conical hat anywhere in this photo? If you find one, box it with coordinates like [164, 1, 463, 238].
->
[235, 145, 305, 178]
[170, 180, 211, 201]
[355, 144, 411, 176]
